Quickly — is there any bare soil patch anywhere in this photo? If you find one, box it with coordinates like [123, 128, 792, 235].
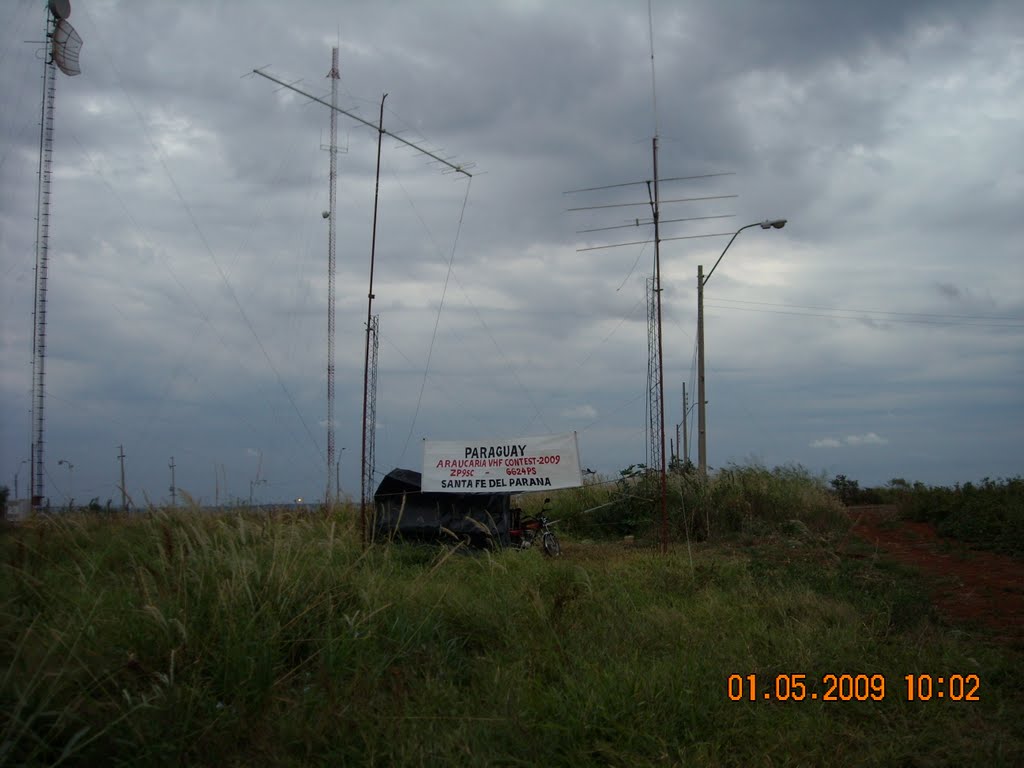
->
[847, 504, 1024, 646]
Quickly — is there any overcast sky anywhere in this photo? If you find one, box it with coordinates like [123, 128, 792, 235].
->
[2, 0, 1022, 507]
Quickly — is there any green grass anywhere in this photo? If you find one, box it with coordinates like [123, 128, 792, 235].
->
[2, 496, 1022, 766]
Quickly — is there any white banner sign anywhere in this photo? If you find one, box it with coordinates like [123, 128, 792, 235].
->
[422, 432, 583, 493]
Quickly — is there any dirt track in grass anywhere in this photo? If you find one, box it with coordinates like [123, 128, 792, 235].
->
[847, 505, 1024, 646]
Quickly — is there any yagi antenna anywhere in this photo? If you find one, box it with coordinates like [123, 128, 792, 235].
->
[252, 56, 474, 515]
[564, 0, 737, 556]
[252, 67, 472, 177]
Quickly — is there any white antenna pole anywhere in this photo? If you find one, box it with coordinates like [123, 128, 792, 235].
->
[326, 47, 339, 505]
[648, 0, 659, 139]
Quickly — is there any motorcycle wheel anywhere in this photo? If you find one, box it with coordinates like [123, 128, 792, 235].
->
[541, 532, 561, 557]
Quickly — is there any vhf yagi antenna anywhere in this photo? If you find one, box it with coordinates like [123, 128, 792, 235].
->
[29, 0, 82, 511]
[252, 63, 473, 541]
[252, 67, 474, 177]
[566, 172, 735, 555]
[564, 0, 736, 554]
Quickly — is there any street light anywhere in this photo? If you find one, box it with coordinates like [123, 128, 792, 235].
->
[57, 459, 74, 505]
[697, 219, 787, 476]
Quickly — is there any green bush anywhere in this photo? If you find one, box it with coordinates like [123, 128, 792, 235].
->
[895, 477, 1024, 556]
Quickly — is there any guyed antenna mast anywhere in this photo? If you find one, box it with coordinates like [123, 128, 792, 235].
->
[251, 63, 472, 539]
[325, 48, 340, 505]
[30, 0, 82, 510]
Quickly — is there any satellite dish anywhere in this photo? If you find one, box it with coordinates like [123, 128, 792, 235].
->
[52, 18, 82, 76]
[48, 0, 71, 20]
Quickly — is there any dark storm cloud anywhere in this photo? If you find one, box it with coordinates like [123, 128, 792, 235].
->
[2, 0, 1022, 507]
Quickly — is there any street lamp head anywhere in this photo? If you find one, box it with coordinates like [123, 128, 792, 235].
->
[761, 218, 787, 229]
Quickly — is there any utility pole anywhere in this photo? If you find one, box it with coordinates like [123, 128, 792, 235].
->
[118, 445, 127, 511]
[169, 456, 176, 507]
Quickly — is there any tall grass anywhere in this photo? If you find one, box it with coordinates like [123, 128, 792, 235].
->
[547, 462, 846, 543]
[1, 478, 1021, 765]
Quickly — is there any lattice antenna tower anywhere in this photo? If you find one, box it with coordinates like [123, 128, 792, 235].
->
[30, 0, 82, 510]
[362, 314, 379, 519]
[325, 47, 340, 504]
[645, 276, 661, 472]
[565, 1, 737, 552]
[566, 175, 735, 551]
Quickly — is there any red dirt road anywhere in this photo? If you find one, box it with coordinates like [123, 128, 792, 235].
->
[848, 505, 1024, 646]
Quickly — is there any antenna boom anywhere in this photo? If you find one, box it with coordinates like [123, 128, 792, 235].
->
[252, 68, 472, 178]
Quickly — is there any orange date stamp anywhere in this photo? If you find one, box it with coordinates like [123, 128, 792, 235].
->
[727, 674, 981, 702]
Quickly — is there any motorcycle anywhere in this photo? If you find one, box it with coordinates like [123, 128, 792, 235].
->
[508, 497, 561, 556]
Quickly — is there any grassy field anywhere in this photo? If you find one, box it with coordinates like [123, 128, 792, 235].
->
[2, 472, 1022, 766]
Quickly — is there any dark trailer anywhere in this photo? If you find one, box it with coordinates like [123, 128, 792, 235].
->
[372, 468, 511, 547]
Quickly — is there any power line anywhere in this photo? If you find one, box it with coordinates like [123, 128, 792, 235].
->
[379, 174, 553, 445]
[711, 297, 1023, 323]
[706, 300, 1024, 329]
[74, 2, 326, 473]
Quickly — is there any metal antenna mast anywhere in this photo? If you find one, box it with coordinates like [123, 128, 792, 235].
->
[325, 47, 340, 504]
[363, 313, 379, 529]
[360, 95, 386, 545]
[566, 0, 736, 553]
[649, 137, 668, 554]
[645, 276, 661, 475]
[253, 62, 473, 542]
[30, 0, 81, 511]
